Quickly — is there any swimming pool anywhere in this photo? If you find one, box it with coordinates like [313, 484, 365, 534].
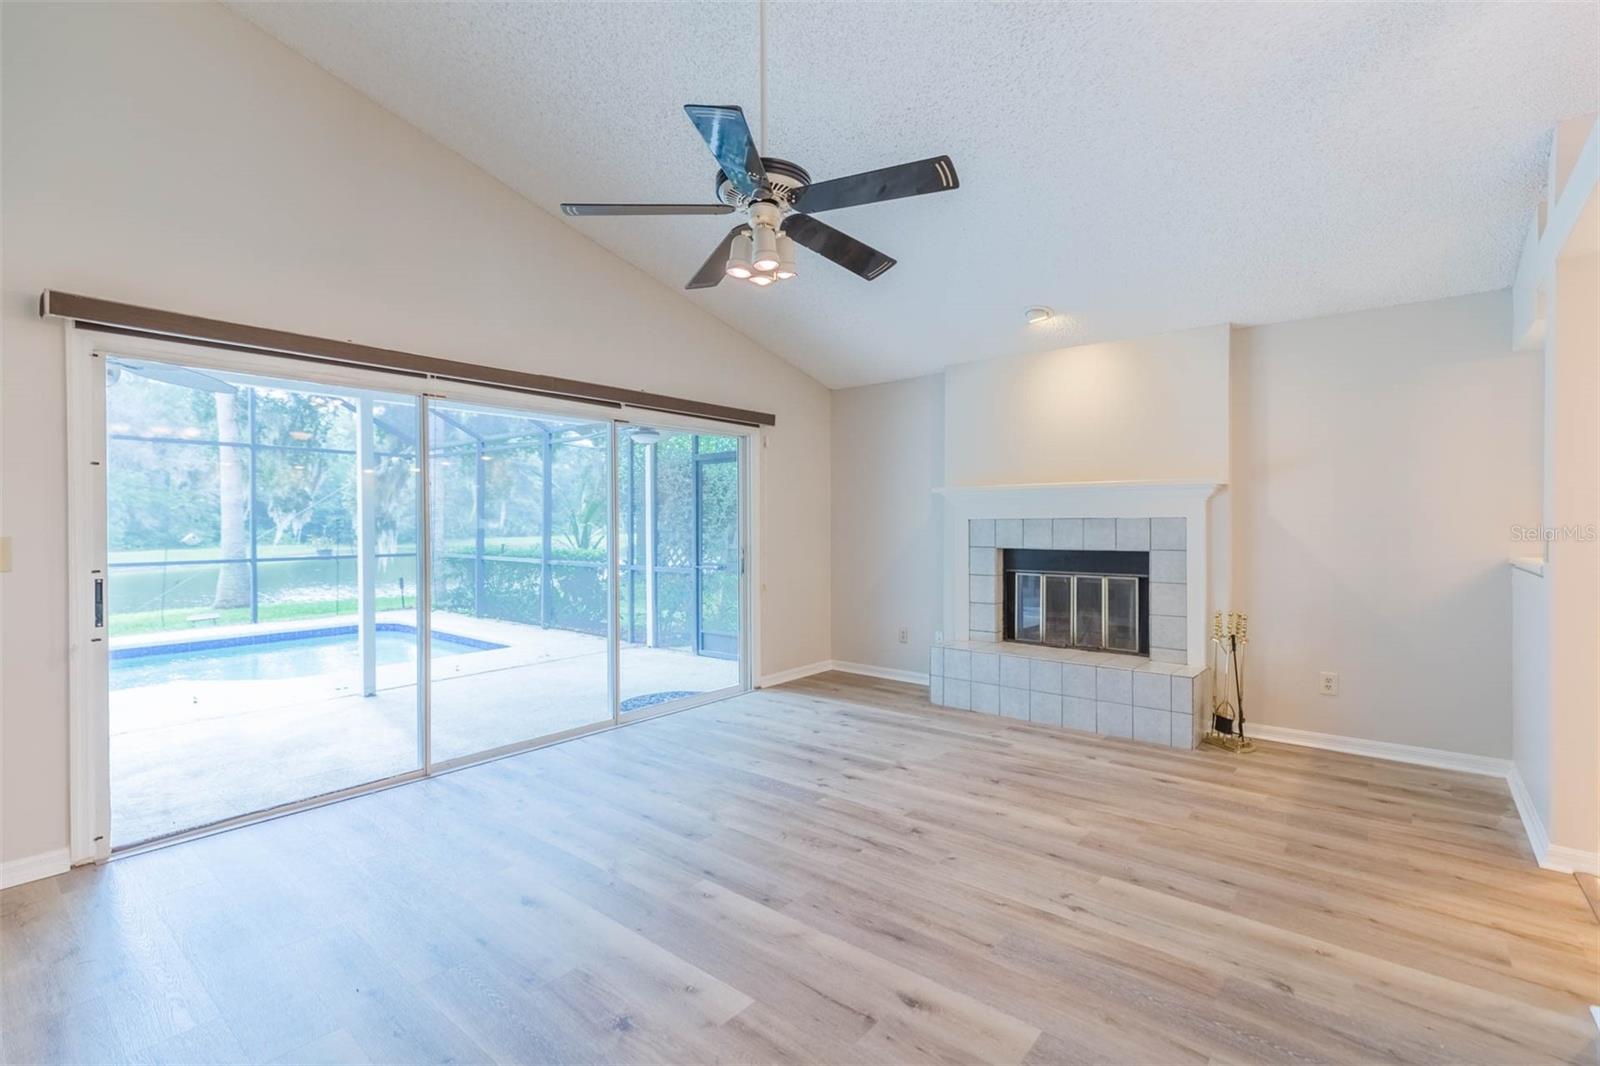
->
[110, 624, 504, 690]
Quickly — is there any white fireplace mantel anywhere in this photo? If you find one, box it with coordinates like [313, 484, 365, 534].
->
[936, 480, 1225, 667]
[935, 479, 1224, 510]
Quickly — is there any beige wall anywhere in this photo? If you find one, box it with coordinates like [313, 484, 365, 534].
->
[831, 293, 1540, 763]
[1508, 116, 1597, 868]
[943, 325, 1230, 487]
[1231, 291, 1540, 758]
[0, 2, 832, 866]
[830, 375, 944, 676]
[1511, 566, 1553, 831]
[1541, 252, 1598, 853]
[830, 326, 1231, 678]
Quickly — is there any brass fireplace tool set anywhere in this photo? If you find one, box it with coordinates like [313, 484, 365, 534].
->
[1202, 610, 1256, 753]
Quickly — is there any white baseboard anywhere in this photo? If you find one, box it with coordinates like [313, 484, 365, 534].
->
[1247, 723, 1512, 778]
[1545, 843, 1600, 876]
[1253, 724, 1600, 875]
[1521, 766, 1600, 873]
[1505, 762, 1555, 869]
[757, 659, 833, 688]
[1503, 762, 1598, 874]
[829, 660, 930, 686]
[759, 659, 931, 688]
[1, 847, 71, 890]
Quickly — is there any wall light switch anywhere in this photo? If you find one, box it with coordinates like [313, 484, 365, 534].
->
[1319, 672, 1339, 696]
[0, 536, 11, 573]
[898, 627, 908, 644]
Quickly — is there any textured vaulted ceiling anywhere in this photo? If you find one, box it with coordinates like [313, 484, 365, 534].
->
[232, 2, 1597, 389]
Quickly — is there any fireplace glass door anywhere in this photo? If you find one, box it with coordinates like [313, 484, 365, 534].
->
[1015, 573, 1042, 642]
[1043, 575, 1073, 647]
[1105, 577, 1139, 652]
[1010, 569, 1144, 655]
[1073, 576, 1103, 650]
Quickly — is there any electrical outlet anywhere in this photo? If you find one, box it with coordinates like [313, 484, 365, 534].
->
[898, 626, 909, 644]
[1319, 672, 1339, 696]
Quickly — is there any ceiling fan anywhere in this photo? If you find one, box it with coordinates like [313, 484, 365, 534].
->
[561, 104, 958, 290]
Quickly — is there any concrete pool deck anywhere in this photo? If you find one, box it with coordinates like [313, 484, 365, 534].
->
[109, 612, 739, 845]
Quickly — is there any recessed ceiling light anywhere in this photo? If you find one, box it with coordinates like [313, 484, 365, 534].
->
[1025, 306, 1053, 325]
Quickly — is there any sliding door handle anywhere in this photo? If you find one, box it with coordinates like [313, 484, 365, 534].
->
[92, 574, 105, 630]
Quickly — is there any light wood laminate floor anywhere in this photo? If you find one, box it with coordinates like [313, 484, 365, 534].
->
[3, 672, 1596, 1064]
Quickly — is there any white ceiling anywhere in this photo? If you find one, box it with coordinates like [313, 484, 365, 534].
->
[232, 2, 1597, 389]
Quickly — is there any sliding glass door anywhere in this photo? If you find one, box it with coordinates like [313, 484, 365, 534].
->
[617, 425, 743, 716]
[426, 401, 613, 764]
[93, 340, 747, 851]
[104, 360, 423, 846]
[694, 443, 741, 659]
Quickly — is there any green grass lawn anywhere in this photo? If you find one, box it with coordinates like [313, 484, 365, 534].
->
[109, 542, 614, 638]
[111, 544, 420, 564]
[110, 594, 413, 637]
[107, 536, 607, 566]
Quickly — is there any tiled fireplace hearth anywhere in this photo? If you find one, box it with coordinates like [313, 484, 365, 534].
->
[929, 641, 1209, 748]
[932, 481, 1224, 749]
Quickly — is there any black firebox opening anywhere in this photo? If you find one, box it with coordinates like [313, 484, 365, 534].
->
[1001, 548, 1150, 655]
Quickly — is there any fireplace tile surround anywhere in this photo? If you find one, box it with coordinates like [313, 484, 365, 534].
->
[933, 482, 1224, 750]
[928, 640, 1209, 748]
[970, 515, 1187, 661]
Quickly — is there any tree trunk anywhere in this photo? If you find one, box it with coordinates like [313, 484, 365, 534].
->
[213, 392, 251, 609]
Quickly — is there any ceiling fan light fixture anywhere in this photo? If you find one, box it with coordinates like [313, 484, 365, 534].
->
[775, 234, 797, 279]
[563, 102, 959, 291]
[751, 225, 780, 272]
[725, 231, 754, 279]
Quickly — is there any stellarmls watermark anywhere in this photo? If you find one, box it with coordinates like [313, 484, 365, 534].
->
[1511, 524, 1598, 542]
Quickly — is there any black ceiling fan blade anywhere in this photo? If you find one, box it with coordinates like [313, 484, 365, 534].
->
[684, 105, 767, 200]
[561, 203, 734, 217]
[791, 155, 958, 214]
[782, 214, 896, 281]
[686, 225, 746, 289]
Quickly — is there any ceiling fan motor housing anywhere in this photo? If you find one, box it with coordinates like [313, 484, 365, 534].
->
[717, 157, 811, 209]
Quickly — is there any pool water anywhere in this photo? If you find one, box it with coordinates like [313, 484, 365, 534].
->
[110, 626, 501, 690]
